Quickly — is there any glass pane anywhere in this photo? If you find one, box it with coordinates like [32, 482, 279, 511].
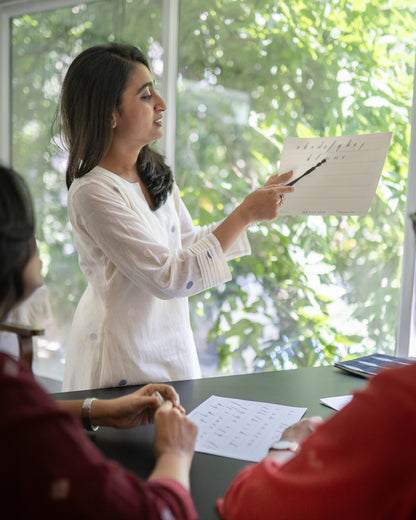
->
[177, 0, 416, 374]
[10, 0, 164, 380]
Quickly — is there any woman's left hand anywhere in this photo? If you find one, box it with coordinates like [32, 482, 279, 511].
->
[91, 383, 185, 429]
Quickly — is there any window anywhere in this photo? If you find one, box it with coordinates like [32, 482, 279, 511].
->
[176, 0, 416, 372]
[3, 0, 165, 379]
[1, 0, 415, 381]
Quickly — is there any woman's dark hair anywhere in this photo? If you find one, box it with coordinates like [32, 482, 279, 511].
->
[58, 42, 173, 209]
[0, 165, 36, 321]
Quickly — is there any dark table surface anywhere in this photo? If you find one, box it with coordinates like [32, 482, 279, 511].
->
[55, 365, 367, 520]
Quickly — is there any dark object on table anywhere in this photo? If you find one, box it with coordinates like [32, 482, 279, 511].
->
[335, 353, 414, 378]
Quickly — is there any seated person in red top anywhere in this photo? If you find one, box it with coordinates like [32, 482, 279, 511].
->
[219, 363, 416, 518]
[0, 164, 198, 519]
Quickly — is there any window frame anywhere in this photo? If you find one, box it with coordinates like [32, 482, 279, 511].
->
[0, 0, 415, 357]
[397, 55, 416, 357]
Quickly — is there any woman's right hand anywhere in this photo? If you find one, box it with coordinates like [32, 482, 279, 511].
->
[150, 400, 198, 489]
[280, 416, 324, 444]
[153, 400, 198, 458]
[266, 416, 324, 466]
[240, 170, 294, 225]
[213, 170, 294, 253]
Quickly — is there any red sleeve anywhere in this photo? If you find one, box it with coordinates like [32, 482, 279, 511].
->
[218, 363, 416, 520]
[0, 353, 197, 520]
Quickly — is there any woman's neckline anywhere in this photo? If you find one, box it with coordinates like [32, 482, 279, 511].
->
[95, 165, 140, 184]
[94, 166, 154, 209]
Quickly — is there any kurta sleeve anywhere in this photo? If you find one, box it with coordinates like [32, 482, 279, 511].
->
[0, 353, 197, 520]
[68, 177, 249, 300]
[174, 188, 251, 261]
[218, 363, 416, 520]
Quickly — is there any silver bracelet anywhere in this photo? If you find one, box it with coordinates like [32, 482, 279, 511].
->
[82, 397, 99, 431]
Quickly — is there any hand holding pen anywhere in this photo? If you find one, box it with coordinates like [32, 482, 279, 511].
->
[81, 383, 185, 429]
[152, 398, 198, 490]
[153, 390, 186, 414]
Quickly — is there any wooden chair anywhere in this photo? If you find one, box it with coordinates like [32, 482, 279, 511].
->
[0, 321, 44, 371]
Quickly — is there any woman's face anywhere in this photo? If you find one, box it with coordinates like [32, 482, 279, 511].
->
[112, 63, 166, 150]
[22, 241, 44, 300]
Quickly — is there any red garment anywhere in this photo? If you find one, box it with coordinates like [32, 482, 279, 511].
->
[218, 363, 416, 520]
[0, 353, 197, 520]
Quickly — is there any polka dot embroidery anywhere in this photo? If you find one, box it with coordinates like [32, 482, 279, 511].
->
[89, 333, 97, 341]
[118, 379, 127, 386]
[186, 281, 194, 289]
[171, 225, 176, 233]
[113, 186, 120, 193]
[207, 251, 213, 259]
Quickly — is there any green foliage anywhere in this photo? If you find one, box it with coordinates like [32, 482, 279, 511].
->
[11, 0, 164, 336]
[9, 0, 416, 374]
[177, 0, 416, 372]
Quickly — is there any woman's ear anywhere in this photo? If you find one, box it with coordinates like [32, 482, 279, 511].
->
[111, 112, 117, 129]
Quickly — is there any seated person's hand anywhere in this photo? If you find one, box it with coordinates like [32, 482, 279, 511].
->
[267, 416, 324, 465]
[150, 400, 198, 489]
[280, 416, 324, 444]
[91, 383, 184, 429]
[153, 400, 198, 460]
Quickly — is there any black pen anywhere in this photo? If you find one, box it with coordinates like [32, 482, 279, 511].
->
[286, 158, 327, 187]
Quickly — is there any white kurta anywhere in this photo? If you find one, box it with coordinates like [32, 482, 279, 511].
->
[63, 166, 251, 391]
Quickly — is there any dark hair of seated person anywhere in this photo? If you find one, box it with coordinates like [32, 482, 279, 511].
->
[0, 164, 36, 321]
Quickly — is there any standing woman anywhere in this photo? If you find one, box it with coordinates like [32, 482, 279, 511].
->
[59, 42, 294, 391]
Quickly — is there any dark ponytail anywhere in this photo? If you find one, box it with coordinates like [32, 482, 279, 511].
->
[138, 146, 173, 209]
